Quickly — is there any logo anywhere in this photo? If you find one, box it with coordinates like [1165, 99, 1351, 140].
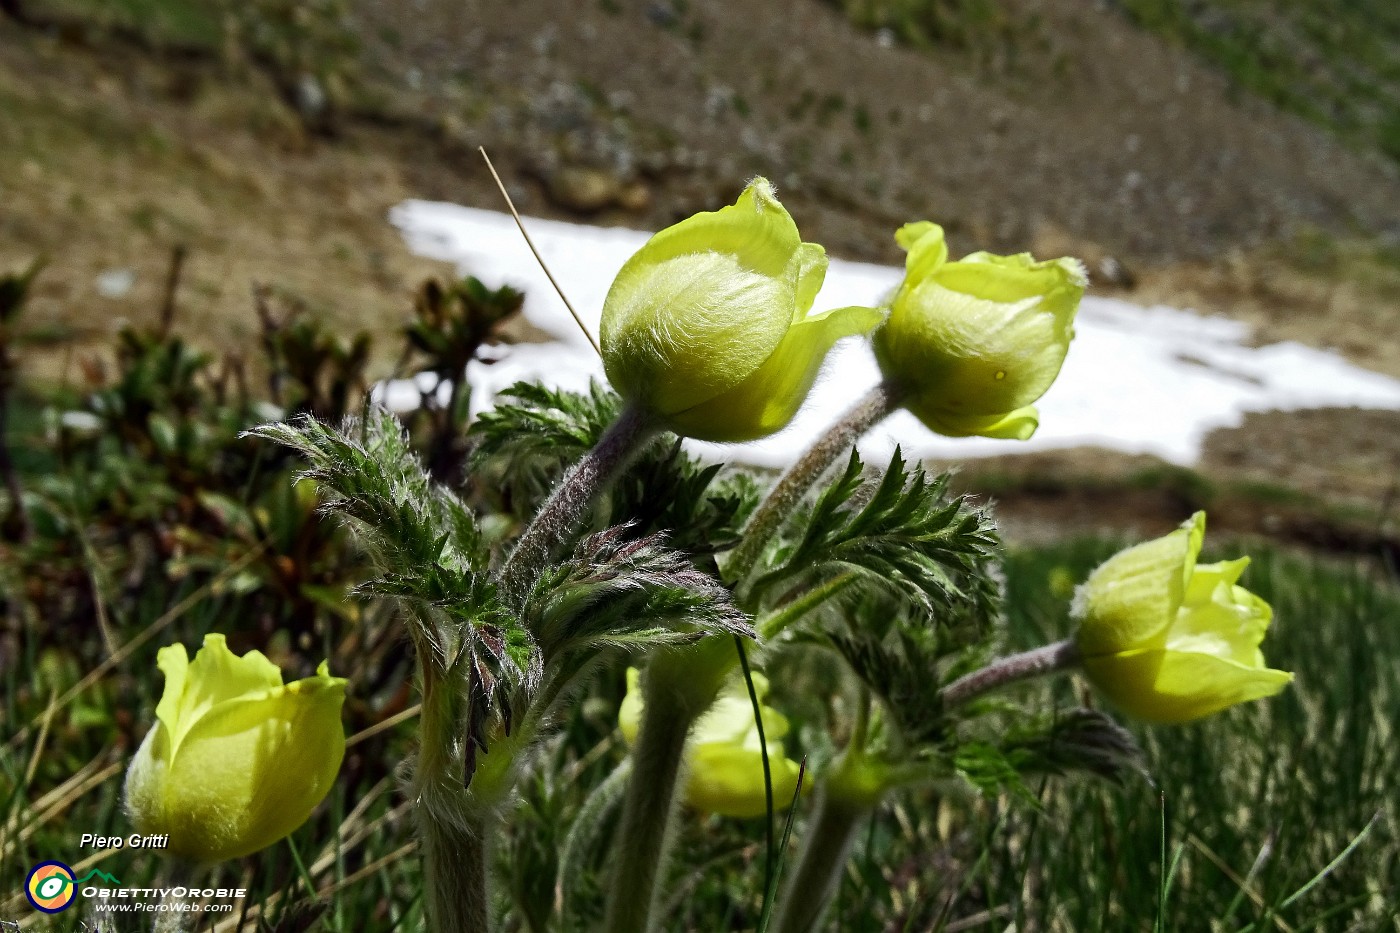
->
[23, 862, 122, 913]
[25, 862, 75, 913]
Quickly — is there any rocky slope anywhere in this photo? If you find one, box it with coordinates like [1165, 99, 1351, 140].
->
[350, 0, 1400, 265]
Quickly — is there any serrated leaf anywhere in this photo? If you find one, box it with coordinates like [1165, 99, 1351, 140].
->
[247, 408, 542, 768]
[525, 525, 753, 665]
[1001, 707, 1148, 787]
[471, 382, 760, 558]
[753, 448, 1000, 621]
[953, 741, 1037, 804]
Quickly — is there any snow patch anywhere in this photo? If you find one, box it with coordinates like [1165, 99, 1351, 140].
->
[388, 199, 1400, 467]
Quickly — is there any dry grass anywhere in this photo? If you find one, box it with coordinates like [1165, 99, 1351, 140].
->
[0, 32, 452, 385]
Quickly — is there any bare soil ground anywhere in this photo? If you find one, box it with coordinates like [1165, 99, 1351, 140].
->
[0, 29, 455, 384]
[351, 0, 1400, 263]
[940, 430, 1400, 565]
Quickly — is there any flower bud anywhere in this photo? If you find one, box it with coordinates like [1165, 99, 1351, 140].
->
[874, 221, 1086, 439]
[1073, 512, 1293, 724]
[601, 178, 881, 442]
[620, 668, 801, 818]
[124, 634, 347, 861]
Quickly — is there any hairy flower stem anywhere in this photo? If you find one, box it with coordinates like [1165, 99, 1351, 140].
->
[599, 381, 899, 929]
[151, 859, 200, 933]
[939, 639, 1082, 708]
[420, 808, 491, 932]
[771, 788, 870, 933]
[604, 641, 730, 933]
[723, 381, 903, 592]
[496, 402, 658, 604]
[415, 670, 493, 933]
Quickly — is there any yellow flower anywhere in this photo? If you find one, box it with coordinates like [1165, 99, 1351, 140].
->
[874, 221, 1086, 440]
[124, 634, 347, 861]
[600, 178, 881, 442]
[620, 668, 801, 818]
[1073, 512, 1293, 724]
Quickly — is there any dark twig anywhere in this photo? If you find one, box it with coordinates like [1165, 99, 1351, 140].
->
[157, 244, 188, 339]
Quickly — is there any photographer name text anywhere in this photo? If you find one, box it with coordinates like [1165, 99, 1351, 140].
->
[79, 833, 169, 849]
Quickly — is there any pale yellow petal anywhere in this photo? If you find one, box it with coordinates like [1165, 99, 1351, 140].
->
[1075, 513, 1206, 656]
[1184, 557, 1251, 604]
[1085, 648, 1292, 725]
[908, 405, 1040, 441]
[667, 304, 883, 442]
[895, 221, 948, 281]
[158, 634, 282, 755]
[601, 178, 802, 415]
[126, 640, 346, 863]
[1170, 575, 1273, 668]
[790, 241, 830, 323]
[686, 742, 801, 819]
[161, 671, 346, 861]
[892, 281, 1073, 417]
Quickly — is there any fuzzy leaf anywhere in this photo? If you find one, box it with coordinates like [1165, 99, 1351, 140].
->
[815, 591, 998, 748]
[525, 525, 753, 665]
[1001, 708, 1148, 787]
[754, 448, 1001, 620]
[824, 628, 949, 747]
[247, 410, 542, 762]
[471, 382, 760, 558]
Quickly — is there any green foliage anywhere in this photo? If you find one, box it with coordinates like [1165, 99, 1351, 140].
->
[30, 0, 361, 128]
[956, 707, 1146, 800]
[402, 276, 526, 481]
[1, 258, 529, 815]
[1, 258, 551, 929]
[227, 0, 360, 82]
[526, 525, 751, 663]
[0, 260, 42, 538]
[6, 314, 359, 665]
[36, 0, 224, 46]
[471, 382, 761, 560]
[0, 259, 42, 327]
[609, 442, 762, 562]
[1116, 0, 1400, 163]
[251, 411, 487, 583]
[826, 625, 954, 746]
[752, 448, 1000, 618]
[249, 410, 538, 773]
[470, 381, 626, 512]
[405, 277, 525, 382]
[553, 760, 631, 929]
[249, 407, 763, 788]
[256, 289, 373, 422]
[1004, 707, 1146, 787]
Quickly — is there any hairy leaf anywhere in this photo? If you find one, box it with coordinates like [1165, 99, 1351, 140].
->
[825, 627, 950, 747]
[526, 525, 753, 663]
[814, 591, 997, 748]
[247, 409, 542, 750]
[755, 448, 1000, 620]
[470, 382, 760, 558]
[470, 382, 622, 509]
[951, 708, 1147, 801]
[1000, 707, 1148, 787]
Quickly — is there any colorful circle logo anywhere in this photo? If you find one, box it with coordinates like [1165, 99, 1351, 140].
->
[25, 861, 77, 913]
